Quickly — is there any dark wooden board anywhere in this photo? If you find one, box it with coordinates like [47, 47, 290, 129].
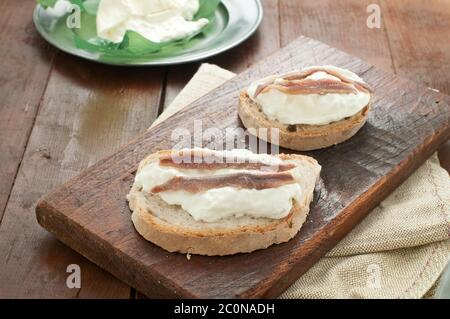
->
[35, 36, 450, 299]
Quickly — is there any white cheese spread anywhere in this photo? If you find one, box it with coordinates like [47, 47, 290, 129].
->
[247, 65, 371, 126]
[134, 149, 302, 222]
[96, 0, 209, 43]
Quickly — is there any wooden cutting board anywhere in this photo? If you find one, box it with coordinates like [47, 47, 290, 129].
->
[36, 35, 450, 299]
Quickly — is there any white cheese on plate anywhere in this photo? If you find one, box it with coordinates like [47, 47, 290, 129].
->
[96, 0, 209, 43]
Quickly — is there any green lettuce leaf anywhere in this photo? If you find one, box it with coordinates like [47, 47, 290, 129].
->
[195, 0, 221, 20]
[37, 0, 85, 10]
[37, 0, 58, 8]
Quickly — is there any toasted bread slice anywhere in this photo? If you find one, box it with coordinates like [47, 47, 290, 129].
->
[238, 91, 370, 151]
[127, 151, 321, 256]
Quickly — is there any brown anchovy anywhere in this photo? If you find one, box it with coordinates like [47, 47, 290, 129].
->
[151, 172, 296, 194]
[159, 151, 295, 172]
[284, 67, 373, 93]
[264, 79, 359, 95]
[253, 67, 373, 97]
[282, 68, 326, 81]
[253, 80, 276, 97]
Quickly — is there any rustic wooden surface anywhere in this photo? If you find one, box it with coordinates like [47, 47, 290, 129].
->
[0, 0, 449, 298]
[34, 34, 450, 298]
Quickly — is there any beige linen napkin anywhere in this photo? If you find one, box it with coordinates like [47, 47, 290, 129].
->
[150, 63, 450, 299]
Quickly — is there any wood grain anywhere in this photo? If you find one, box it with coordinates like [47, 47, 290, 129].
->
[0, 0, 56, 220]
[279, 0, 393, 71]
[0, 54, 165, 298]
[36, 36, 450, 298]
[380, 0, 450, 172]
[381, 0, 450, 93]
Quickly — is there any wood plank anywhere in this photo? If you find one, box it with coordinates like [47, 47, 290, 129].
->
[36, 36, 450, 298]
[0, 53, 165, 298]
[279, 0, 393, 71]
[0, 0, 56, 220]
[380, 0, 450, 171]
[381, 0, 450, 93]
[163, 0, 280, 108]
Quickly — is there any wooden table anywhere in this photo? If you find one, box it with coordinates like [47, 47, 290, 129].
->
[0, 0, 449, 298]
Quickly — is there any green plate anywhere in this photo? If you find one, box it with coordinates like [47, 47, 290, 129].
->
[33, 0, 263, 66]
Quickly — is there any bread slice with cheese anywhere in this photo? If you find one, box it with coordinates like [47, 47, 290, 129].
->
[127, 149, 321, 256]
[239, 91, 370, 151]
[238, 65, 373, 151]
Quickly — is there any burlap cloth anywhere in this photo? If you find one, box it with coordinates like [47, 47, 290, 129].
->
[150, 64, 450, 299]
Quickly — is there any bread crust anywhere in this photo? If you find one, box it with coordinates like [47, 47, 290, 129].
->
[238, 91, 370, 151]
[128, 152, 320, 256]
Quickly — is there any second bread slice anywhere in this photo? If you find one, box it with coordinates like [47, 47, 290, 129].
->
[238, 91, 370, 151]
